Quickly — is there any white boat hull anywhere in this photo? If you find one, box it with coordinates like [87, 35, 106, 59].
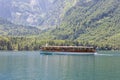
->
[40, 51, 96, 55]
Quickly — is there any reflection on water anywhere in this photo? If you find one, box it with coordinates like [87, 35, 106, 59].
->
[39, 55, 95, 80]
[0, 51, 120, 80]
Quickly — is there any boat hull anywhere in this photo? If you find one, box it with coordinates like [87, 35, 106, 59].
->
[40, 51, 96, 55]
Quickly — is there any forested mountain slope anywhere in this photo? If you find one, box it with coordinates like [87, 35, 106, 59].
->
[0, 0, 120, 49]
[41, 0, 120, 49]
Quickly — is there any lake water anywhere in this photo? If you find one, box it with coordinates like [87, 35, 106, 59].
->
[0, 51, 120, 80]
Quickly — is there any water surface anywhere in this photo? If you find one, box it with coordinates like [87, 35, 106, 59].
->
[0, 51, 120, 80]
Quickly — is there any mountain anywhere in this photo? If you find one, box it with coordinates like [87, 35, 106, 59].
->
[0, 17, 41, 36]
[40, 0, 120, 49]
[0, 0, 77, 28]
[0, 0, 120, 49]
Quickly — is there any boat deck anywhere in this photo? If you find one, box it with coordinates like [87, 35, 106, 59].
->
[40, 46, 96, 55]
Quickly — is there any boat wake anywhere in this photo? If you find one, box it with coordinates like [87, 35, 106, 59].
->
[95, 53, 120, 56]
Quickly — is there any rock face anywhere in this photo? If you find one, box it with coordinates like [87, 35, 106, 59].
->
[0, 0, 77, 28]
[0, 17, 41, 36]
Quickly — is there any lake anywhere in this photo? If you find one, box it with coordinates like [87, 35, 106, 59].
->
[0, 51, 120, 80]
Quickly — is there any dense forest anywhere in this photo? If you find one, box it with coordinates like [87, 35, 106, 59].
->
[0, 36, 118, 50]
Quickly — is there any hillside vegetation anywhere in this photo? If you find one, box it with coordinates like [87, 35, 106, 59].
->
[40, 0, 120, 49]
[0, 36, 114, 50]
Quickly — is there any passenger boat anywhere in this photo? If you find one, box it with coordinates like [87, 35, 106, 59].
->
[40, 46, 96, 55]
